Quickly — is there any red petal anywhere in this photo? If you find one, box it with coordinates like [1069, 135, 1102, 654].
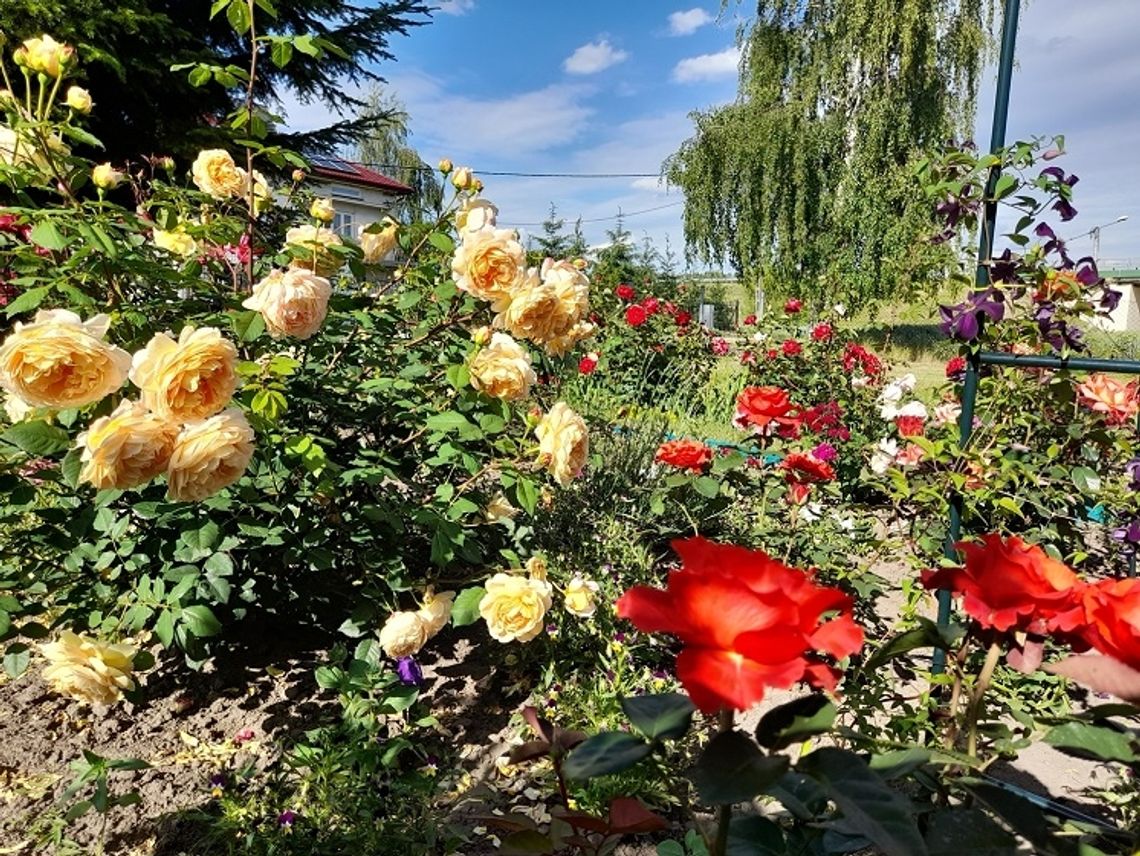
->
[676, 647, 771, 714]
[810, 614, 864, 659]
[616, 585, 692, 638]
[733, 627, 812, 664]
[803, 661, 841, 691]
[670, 573, 788, 650]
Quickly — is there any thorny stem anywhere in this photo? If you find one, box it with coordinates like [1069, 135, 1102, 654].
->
[712, 708, 734, 856]
[941, 639, 971, 751]
[966, 640, 1003, 757]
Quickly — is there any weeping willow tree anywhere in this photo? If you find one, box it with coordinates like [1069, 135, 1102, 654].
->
[666, 0, 1000, 308]
[357, 86, 444, 221]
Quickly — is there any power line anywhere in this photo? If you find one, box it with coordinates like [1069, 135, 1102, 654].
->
[500, 201, 684, 228]
[356, 161, 662, 179]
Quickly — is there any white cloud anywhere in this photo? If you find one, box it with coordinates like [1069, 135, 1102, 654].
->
[563, 40, 629, 75]
[436, 0, 475, 15]
[673, 46, 741, 82]
[668, 8, 713, 36]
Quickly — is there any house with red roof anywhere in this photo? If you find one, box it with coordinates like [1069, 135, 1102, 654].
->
[307, 155, 412, 240]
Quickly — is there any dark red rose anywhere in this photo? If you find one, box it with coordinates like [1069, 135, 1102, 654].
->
[626, 305, 648, 327]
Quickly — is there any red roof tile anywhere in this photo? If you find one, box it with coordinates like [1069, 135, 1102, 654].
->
[310, 159, 413, 195]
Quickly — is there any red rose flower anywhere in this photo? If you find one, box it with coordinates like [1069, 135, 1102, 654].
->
[642, 296, 661, 315]
[921, 533, 1086, 635]
[616, 537, 863, 713]
[743, 314, 757, 326]
[740, 350, 756, 366]
[711, 337, 730, 356]
[895, 415, 925, 438]
[625, 305, 648, 327]
[1079, 578, 1140, 670]
[615, 284, 635, 301]
[654, 439, 713, 473]
[811, 323, 833, 342]
[674, 310, 692, 326]
[780, 452, 836, 485]
[781, 339, 802, 357]
[802, 401, 843, 434]
[765, 348, 779, 360]
[945, 355, 967, 379]
[578, 352, 599, 374]
[733, 386, 800, 434]
[784, 298, 803, 314]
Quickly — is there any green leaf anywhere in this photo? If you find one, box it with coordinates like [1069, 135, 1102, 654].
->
[657, 843, 685, 856]
[154, 610, 175, 647]
[726, 816, 786, 856]
[181, 605, 222, 637]
[797, 748, 927, 856]
[515, 477, 538, 515]
[3, 643, 30, 678]
[755, 694, 836, 750]
[450, 587, 486, 627]
[1071, 466, 1101, 494]
[992, 173, 1018, 201]
[1, 420, 70, 456]
[562, 731, 652, 780]
[1043, 721, 1137, 763]
[231, 310, 265, 343]
[226, 0, 251, 34]
[620, 693, 695, 741]
[270, 39, 293, 68]
[0, 611, 9, 637]
[29, 220, 69, 251]
[428, 231, 455, 253]
[60, 448, 83, 488]
[693, 476, 720, 498]
[691, 731, 789, 805]
[862, 618, 964, 672]
[426, 411, 473, 433]
[4, 285, 51, 317]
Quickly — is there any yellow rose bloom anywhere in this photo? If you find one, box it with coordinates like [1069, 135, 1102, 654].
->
[3, 391, 34, 423]
[0, 309, 130, 409]
[40, 631, 137, 705]
[542, 320, 597, 358]
[153, 227, 197, 258]
[242, 268, 332, 340]
[284, 224, 344, 278]
[129, 326, 239, 423]
[539, 256, 589, 331]
[451, 166, 474, 190]
[455, 197, 498, 234]
[77, 400, 179, 490]
[417, 589, 455, 639]
[478, 572, 552, 643]
[65, 85, 92, 113]
[379, 610, 429, 658]
[166, 408, 255, 502]
[535, 402, 589, 487]
[360, 218, 399, 264]
[191, 149, 245, 199]
[309, 197, 335, 223]
[451, 227, 526, 304]
[469, 332, 535, 402]
[92, 163, 124, 189]
[17, 35, 75, 79]
[525, 556, 547, 582]
[563, 576, 600, 618]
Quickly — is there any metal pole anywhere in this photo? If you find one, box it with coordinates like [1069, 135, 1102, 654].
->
[934, 0, 1021, 676]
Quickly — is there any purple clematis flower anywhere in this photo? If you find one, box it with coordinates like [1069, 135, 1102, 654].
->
[939, 289, 1005, 341]
[1126, 458, 1140, 490]
[396, 656, 423, 687]
[1113, 518, 1140, 547]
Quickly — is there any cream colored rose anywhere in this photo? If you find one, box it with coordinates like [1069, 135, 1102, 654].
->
[379, 610, 429, 658]
[535, 402, 589, 487]
[451, 227, 526, 303]
[92, 163, 124, 189]
[191, 149, 245, 199]
[40, 631, 137, 705]
[0, 125, 68, 170]
[3, 392, 34, 423]
[451, 166, 474, 190]
[493, 273, 566, 344]
[564, 576, 600, 618]
[166, 408, 254, 501]
[16, 36, 75, 79]
[417, 589, 456, 639]
[359, 218, 399, 264]
[285, 224, 344, 278]
[129, 326, 238, 423]
[77, 400, 179, 490]
[482, 492, 518, 523]
[153, 227, 197, 258]
[310, 197, 335, 222]
[0, 309, 130, 409]
[525, 556, 547, 582]
[542, 320, 597, 358]
[65, 86, 92, 113]
[242, 268, 332, 340]
[478, 572, 553, 643]
[469, 333, 535, 402]
[456, 197, 498, 234]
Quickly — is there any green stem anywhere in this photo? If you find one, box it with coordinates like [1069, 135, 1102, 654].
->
[966, 641, 1002, 757]
[712, 708, 734, 856]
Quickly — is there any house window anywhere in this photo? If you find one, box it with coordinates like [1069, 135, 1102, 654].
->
[331, 186, 364, 200]
[333, 211, 355, 238]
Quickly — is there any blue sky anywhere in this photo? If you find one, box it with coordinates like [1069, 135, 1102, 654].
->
[283, 0, 1140, 273]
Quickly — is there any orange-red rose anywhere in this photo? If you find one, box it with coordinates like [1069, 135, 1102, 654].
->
[616, 537, 863, 714]
[655, 439, 712, 473]
[922, 533, 1085, 635]
[1078, 578, 1140, 670]
[733, 386, 799, 435]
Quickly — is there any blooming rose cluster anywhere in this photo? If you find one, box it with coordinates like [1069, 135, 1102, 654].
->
[0, 311, 254, 502]
[379, 589, 456, 659]
[923, 533, 1140, 679]
[617, 537, 863, 713]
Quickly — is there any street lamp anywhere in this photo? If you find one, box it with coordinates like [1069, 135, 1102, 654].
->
[1068, 215, 1130, 264]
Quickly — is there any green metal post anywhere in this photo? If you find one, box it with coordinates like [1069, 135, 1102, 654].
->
[933, 0, 1021, 675]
